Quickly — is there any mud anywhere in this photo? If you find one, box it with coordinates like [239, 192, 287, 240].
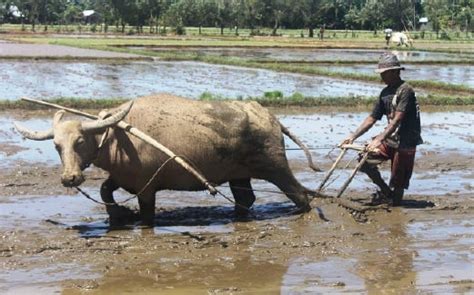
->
[1, 107, 473, 294]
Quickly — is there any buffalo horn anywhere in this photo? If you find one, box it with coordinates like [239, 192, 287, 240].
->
[81, 101, 133, 132]
[14, 122, 54, 141]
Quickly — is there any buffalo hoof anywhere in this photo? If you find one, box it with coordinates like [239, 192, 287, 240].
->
[107, 205, 139, 226]
[291, 204, 312, 215]
[234, 204, 252, 217]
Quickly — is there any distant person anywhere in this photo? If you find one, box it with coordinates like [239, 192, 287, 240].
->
[384, 29, 392, 46]
[340, 52, 422, 206]
[319, 25, 325, 40]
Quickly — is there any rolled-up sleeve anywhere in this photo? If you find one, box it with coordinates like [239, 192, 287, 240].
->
[370, 98, 384, 120]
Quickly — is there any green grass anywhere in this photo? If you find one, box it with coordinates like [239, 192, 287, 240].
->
[7, 34, 474, 53]
[200, 91, 474, 107]
[1, 93, 472, 111]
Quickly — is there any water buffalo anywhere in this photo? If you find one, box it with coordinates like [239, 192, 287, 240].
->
[15, 94, 320, 226]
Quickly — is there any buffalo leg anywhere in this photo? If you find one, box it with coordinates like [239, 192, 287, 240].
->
[229, 178, 256, 215]
[266, 170, 311, 212]
[137, 191, 156, 227]
[100, 177, 136, 226]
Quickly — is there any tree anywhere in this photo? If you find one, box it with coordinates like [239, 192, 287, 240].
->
[289, 0, 323, 37]
[359, 1, 384, 32]
[215, 0, 233, 35]
[424, 0, 450, 37]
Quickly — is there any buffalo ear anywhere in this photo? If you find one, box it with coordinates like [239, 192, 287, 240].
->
[81, 101, 133, 132]
[53, 110, 66, 127]
[13, 122, 54, 141]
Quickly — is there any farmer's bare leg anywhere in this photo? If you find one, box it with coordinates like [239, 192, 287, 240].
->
[392, 187, 404, 206]
[229, 178, 256, 215]
[360, 161, 392, 197]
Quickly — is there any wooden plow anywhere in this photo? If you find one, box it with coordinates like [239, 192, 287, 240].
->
[317, 144, 388, 220]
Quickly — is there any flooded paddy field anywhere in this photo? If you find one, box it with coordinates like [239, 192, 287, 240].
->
[1, 58, 471, 101]
[129, 46, 474, 62]
[1, 106, 472, 294]
[0, 60, 382, 100]
[318, 64, 474, 88]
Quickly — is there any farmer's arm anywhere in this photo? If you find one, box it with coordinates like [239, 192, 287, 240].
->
[367, 111, 405, 150]
[341, 115, 377, 145]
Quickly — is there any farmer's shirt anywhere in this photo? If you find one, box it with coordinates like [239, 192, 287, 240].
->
[371, 80, 423, 148]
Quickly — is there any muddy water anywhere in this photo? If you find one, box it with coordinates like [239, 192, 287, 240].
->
[324, 64, 474, 88]
[133, 47, 473, 62]
[1, 108, 473, 294]
[0, 60, 381, 100]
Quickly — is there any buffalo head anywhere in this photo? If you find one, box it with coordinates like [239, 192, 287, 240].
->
[14, 101, 133, 187]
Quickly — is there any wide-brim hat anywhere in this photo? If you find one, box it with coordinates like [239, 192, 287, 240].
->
[375, 52, 405, 73]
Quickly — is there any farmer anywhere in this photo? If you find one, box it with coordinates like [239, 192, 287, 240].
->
[341, 52, 422, 206]
[319, 25, 325, 40]
[384, 28, 392, 46]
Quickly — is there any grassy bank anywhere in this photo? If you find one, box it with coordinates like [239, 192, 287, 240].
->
[6, 35, 474, 54]
[1, 93, 472, 111]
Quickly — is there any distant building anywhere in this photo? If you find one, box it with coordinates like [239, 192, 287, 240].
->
[419, 17, 429, 30]
[82, 10, 100, 24]
[9, 5, 23, 18]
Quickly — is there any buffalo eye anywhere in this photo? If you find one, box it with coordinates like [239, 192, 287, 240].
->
[75, 137, 85, 148]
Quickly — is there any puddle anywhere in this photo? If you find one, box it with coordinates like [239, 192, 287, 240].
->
[0, 116, 60, 167]
[0, 193, 105, 230]
[408, 219, 474, 293]
[0, 263, 97, 294]
[282, 258, 365, 294]
[0, 60, 381, 100]
[131, 47, 473, 62]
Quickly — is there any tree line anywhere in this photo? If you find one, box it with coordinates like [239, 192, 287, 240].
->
[1, 0, 472, 37]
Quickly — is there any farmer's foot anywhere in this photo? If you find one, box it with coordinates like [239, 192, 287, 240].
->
[369, 190, 392, 206]
[391, 188, 404, 207]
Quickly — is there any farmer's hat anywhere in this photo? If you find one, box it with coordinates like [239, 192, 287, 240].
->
[375, 52, 405, 73]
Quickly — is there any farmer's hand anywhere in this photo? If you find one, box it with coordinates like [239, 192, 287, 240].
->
[367, 136, 383, 152]
[339, 136, 355, 147]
